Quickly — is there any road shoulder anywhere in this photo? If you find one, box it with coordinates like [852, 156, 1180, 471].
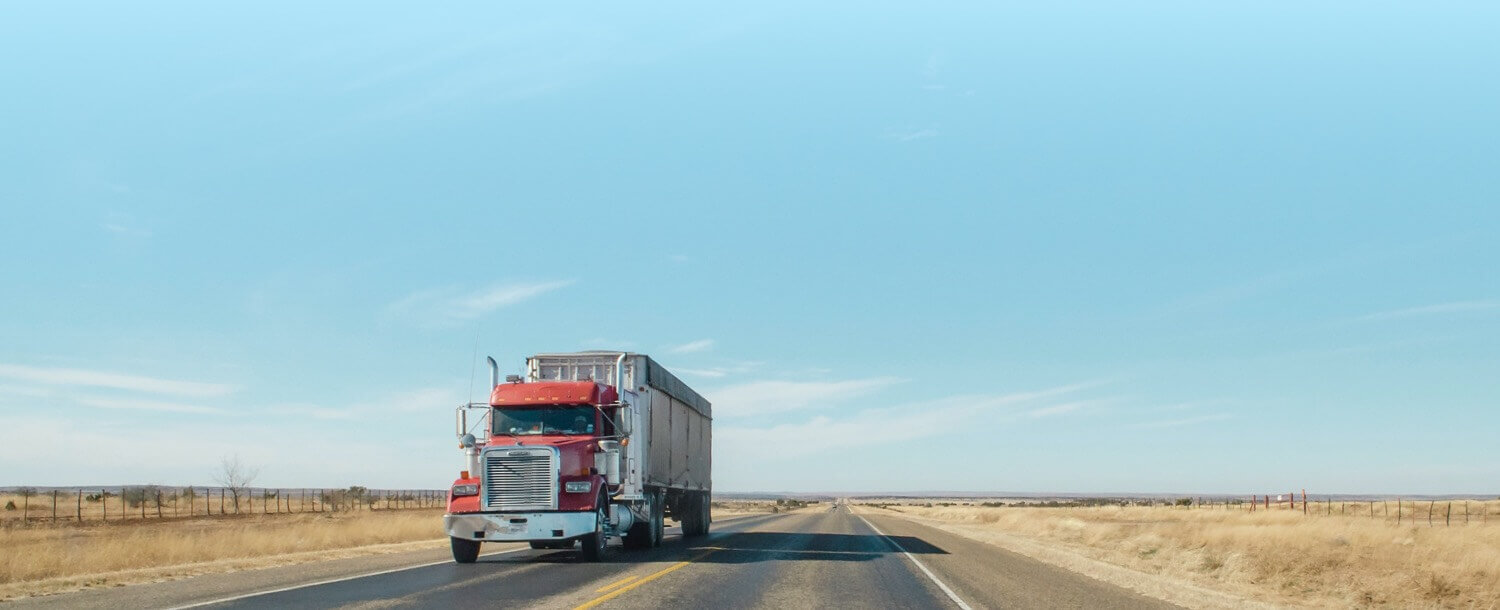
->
[853, 506, 1268, 610]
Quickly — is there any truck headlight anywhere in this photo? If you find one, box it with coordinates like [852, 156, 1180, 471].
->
[451, 483, 479, 497]
[564, 481, 592, 493]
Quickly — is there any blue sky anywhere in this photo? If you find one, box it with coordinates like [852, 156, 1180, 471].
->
[2, 2, 1496, 494]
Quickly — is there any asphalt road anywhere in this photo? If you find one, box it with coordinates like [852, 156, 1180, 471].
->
[14, 505, 1179, 609]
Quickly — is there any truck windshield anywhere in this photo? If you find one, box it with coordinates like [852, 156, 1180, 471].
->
[492, 405, 596, 436]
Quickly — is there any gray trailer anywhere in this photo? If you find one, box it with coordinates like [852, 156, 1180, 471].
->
[527, 352, 712, 537]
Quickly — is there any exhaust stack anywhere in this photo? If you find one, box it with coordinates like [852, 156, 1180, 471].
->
[486, 356, 499, 388]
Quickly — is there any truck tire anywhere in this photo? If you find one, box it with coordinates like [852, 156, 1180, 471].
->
[680, 493, 699, 536]
[623, 519, 650, 549]
[650, 490, 665, 547]
[579, 492, 608, 562]
[683, 492, 710, 537]
[701, 492, 712, 533]
[625, 491, 663, 549]
[451, 536, 481, 564]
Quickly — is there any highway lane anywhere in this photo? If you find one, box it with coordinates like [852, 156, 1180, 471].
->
[188, 504, 1177, 609]
[10, 506, 1179, 609]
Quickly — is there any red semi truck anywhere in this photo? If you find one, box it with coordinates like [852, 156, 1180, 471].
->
[444, 352, 712, 562]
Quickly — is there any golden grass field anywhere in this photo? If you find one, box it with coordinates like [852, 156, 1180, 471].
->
[0, 495, 780, 600]
[862, 500, 1500, 609]
[0, 508, 448, 599]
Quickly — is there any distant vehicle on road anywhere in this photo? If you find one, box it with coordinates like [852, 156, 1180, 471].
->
[444, 352, 712, 562]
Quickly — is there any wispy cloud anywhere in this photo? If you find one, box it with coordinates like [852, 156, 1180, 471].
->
[667, 339, 714, 354]
[672, 361, 762, 380]
[1131, 413, 1232, 429]
[709, 377, 904, 418]
[675, 368, 728, 378]
[265, 387, 463, 421]
[1356, 300, 1500, 322]
[0, 363, 235, 398]
[718, 381, 1103, 457]
[75, 396, 228, 415]
[1026, 401, 1092, 419]
[386, 280, 573, 327]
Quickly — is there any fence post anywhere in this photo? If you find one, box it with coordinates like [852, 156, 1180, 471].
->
[1428, 501, 1434, 526]
[52, 490, 58, 523]
[121, 491, 126, 521]
[1445, 502, 1451, 526]
[76, 490, 82, 522]
[102, 490, 107, 520]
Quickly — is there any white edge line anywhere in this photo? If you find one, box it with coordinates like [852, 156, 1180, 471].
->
[164, 513, 776, 610]
[161, 547, 526, 610]
[855, 512, 974, 610]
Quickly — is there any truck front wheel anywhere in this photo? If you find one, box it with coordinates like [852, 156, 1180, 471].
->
[579, 492, 608, 562]
[451, 536, 481, 564]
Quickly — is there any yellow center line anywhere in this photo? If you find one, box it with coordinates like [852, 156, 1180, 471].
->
[593, 575, 639, 593]
[573, 548, 722, 609]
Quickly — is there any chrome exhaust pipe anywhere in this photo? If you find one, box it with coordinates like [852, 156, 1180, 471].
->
[486, 356, 499, 388]
[614, 353, 626, 393]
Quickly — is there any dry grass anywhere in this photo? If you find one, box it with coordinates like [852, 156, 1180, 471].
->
[0, 508, 447, 599]
[864, 501, 1500, 609]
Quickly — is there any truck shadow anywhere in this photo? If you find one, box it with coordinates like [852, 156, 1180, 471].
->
[684, 532, 947, 563]
[491, 532, 947, 565]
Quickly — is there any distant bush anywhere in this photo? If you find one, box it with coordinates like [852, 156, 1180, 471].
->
[122, 486, 164, 508]
[4, 501, 14, 511]
[319, 486, 375, 512]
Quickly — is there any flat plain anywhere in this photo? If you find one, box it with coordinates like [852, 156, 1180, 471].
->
[859, 500, 1500, 608]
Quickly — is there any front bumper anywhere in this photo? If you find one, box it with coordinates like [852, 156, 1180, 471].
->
[445, 512, 596, 542]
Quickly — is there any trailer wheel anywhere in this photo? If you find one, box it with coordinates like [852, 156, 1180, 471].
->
[451, 536, 481, 564]
[579, 492, 608, 562]
[701, 492, 712, 533]
[680, 493, 699, 536]
[650, 490, 665, 547]
[683, 492, 710, 537]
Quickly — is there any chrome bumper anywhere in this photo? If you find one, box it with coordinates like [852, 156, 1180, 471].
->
[445, 512, 596, 542]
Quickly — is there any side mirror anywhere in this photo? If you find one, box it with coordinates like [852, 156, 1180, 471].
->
[616, 406, 632, 436]
[459, 433, 477, 449]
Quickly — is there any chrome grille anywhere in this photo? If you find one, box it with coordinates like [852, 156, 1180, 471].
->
[482, 449, 557, 511]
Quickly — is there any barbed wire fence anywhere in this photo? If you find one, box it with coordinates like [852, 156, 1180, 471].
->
[1, 487, 449, 527]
